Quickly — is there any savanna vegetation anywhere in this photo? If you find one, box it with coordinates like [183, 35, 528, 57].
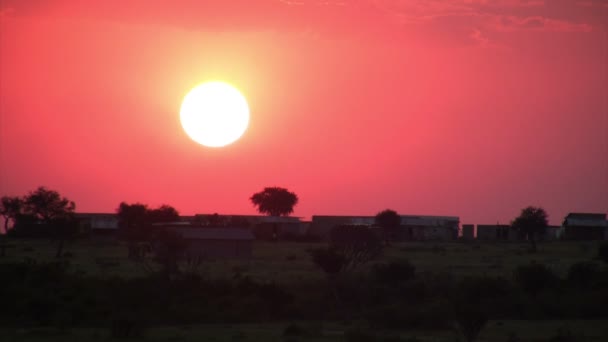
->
[1, 188, 607, 341]
[1, 238, 608, 341]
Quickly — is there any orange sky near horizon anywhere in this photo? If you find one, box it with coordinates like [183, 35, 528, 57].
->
[1, 0, 607, 225]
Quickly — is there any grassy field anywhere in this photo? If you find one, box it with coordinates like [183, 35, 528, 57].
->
[2, 238, 607, 341]
[2, 320, 608, 342]
[0, 238, 603, 282]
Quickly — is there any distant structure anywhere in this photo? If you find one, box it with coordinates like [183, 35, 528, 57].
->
[75, 213, 119, 235]
[562, 213, 608, 240]
[168, 226, 254, 259]
[461, 224, 475, 240]
[476, 224, 513, 241]
[544, 225, 561, 241]
[309, 215, 459, 241]
[194, 214, 304, 239]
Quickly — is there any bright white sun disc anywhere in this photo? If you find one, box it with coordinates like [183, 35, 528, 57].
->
[180, 82, 250, 147]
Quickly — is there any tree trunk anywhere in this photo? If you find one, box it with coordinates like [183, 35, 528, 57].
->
[3, 217, 8, 234]
[56, 239, 65, 258]
[530, 235, 537, 253]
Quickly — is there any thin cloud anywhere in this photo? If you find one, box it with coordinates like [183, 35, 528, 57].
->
[491, 15, 593, 32]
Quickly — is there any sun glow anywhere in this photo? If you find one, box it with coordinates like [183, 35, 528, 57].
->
[180, 82, 250, 147]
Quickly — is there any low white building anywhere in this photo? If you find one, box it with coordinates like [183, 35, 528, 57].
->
[75, 213, 119, 234]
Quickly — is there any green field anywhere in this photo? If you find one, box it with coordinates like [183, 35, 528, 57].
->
[2, 320, 608, 342]
[1, 238, 607, 341]
[1, 238, 603, 281]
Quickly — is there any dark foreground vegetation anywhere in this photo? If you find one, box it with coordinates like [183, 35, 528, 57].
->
[1, 240, 608, 341]
[2, 187, 607, 340]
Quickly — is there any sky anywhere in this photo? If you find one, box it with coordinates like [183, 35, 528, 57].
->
[1, 0, 607, 226]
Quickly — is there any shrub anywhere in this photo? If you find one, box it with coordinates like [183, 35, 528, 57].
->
[309, 247, 346, 276]
[513, 263, 558, 296]
[344, 328, 376, 342]
[598, 242, 608, 264]
[453, 305, 488, 342]
[567, 261, 601, 289]
[372, 260, 416, 285]
[548, 328, 577, 342]
[283, 323, 305, 337]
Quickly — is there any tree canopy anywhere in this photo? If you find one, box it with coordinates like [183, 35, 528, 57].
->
[0, 196, 23, 233]
[23, 186, 75, 223]
[374, 209, 401, 229]
[511, 206, 548, 252]
[250, 187, 298, 217]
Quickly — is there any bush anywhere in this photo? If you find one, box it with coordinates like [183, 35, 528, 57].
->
[598, 242, 608, 264]
[548, 328, 577, 342]
[567, 261, 601, 289]
[283, 323, 305, 337]
[453, 306, 488, 342]
[513, 263, 558, 296]
[309, 247, 346, 276]
[372, 260, 416, 285]
[344, 328, 376, 342]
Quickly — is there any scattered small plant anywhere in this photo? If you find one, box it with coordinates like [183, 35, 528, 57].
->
[283, 323, 306, 337]
[548, 328, 577, 342]
[567, 261, 601, 289]
[513, 263, 558, 296]
[344, 328, 377, 342]
[598, 242, 608, 264]
[372, 260, 416, 285]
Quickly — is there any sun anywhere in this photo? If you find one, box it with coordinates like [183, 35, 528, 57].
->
[180, 82, 250, 147]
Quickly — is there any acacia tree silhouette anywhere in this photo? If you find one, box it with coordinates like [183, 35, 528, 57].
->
[0, 196, 23, 233]
[250, 187, 298, 240]
[23, 187, 77, 257]
[375, 209, 401, 244]
[116, 202, 180, 259]
[250, 187, 298, 217]
[511, 206, 548, 252]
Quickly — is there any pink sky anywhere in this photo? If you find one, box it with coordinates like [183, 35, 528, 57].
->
[1, 0, 607, 225]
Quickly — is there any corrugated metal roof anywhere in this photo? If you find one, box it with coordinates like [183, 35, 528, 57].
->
[566, 213, 607, 220]
[565, 218, 608, 227]
[170, 227, 254, 241]
[311, 215, 459, 226]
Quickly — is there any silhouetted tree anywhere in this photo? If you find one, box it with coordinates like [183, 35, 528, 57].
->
[117, 202, 149, 230]
[22, 187, 77, 257]
[375, 209, 401, 244]
[117, 203, 181, 259]
[148, 205, 179, 223]
[117, 202, 150, 259]
[250, 187, 298, 217]
[328, 225, 383, 272]
[24, 187, 75, 223]
[1, 196, 23, 233]
[511, 206, 548, 252]
[154, 229, 188, 279]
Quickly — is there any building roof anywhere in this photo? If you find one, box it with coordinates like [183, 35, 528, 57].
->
[565, 213, 607, 220]
[195, 214, 302, 223]
[74, 213, 118, 218]
[170, 227, 254, 241]
[476, 224, 511, 229]
[312, 215, 459, 226]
